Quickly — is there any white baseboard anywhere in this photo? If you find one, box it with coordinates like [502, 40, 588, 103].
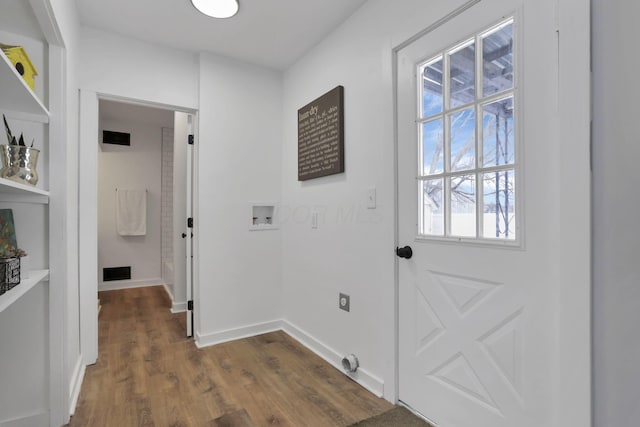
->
[68, 357, 86, 416]
[281, 320, 384, 398]
[160, 283, 186, 313]
[0, 411, 49, 427]
[171, 301, 187, 313]
[98, 278, 163, 291]
[162, 282, 174, 301]
[194, 319, 384, 397]
[195, 320, 283, 349]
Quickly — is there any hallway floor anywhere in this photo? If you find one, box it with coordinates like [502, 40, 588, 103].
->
[67, 286, 392, 426]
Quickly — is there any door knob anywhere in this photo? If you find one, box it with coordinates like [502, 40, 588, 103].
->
[181, 233, 187, 238]
[396, 246, 413, 259]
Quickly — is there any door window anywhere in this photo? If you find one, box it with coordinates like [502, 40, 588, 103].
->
[418, 18, 516, 241]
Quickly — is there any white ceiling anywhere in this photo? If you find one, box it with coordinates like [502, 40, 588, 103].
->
[76, 0, 369, 70]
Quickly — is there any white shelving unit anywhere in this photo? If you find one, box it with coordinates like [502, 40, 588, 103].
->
[0, 49, 49, 119]
[0, 22, 51, 312]
[0, 178, 49, 202]
[0, 269, 49, 313]
[0, 1, 60, 425]
[0, 46, 50, 204]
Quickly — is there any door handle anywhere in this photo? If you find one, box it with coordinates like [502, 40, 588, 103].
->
[181, 233, 187, 238]
[396, 246, 413, 259]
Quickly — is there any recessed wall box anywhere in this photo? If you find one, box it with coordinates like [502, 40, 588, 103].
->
[249, 202, 278, 231]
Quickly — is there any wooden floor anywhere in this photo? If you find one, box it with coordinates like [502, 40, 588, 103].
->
[67, 286, 392, 426]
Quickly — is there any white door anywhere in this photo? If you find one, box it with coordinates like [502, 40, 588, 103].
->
[185, 115, 194, 337]
[397, 1, 585, 426]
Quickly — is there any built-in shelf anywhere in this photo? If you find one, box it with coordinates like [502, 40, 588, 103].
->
[0, 50, 49, 119]
[0, 177, 48, 203]
[0, 269, 49, 313]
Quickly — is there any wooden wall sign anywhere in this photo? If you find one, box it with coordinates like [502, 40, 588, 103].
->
[298, 86, 344, 181]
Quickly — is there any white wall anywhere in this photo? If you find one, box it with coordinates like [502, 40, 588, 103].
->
[592, 1, 640, 426]
[79, 26, 198, 110]
[161, 127, 174, 294]
[196, 53, 283, 345]
[97, 118, 163, 288]
[281, 0, 473, 400]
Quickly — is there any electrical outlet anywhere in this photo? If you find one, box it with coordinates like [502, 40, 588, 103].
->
[339, 293, 350, 312]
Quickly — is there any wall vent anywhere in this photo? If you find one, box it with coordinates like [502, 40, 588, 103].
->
[103, 130, 131, 146]
[103, 266, 131, 282]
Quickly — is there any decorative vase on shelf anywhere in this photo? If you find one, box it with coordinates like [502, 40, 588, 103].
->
[2, 114, 39, 186]
[0, 145, 39, 186]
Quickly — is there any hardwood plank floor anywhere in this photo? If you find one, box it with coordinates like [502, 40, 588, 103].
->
[67, 286, 392, 426]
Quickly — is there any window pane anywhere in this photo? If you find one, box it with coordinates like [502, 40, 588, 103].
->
[420, 179, 444, 236]
[421, 57, 443, 117]
[451, 175, 476, 237]
[482, 170, 516, 239]
[482, 22, 514, 96]
[422, 119, 444, 175]
[450, 108, 476, 172]
[449, 41, 475, 108]
[482, 97, 514, 167]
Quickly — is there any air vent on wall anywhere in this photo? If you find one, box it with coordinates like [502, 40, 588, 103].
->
[103, 266, 131, 282]
[103, 130, 131, 146]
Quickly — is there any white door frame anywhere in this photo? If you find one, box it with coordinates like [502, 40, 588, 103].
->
[78, 90, 99, 366]
[78, 90, 199, 365]
[185, 114, 194, 337]
[391, 0, 590, 424]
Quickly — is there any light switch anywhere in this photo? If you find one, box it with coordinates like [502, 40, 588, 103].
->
[367, 187, 377, 209]
[311, 211, 318, 229]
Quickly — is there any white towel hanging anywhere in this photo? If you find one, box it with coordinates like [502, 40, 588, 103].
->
[116, 188, 147, 236]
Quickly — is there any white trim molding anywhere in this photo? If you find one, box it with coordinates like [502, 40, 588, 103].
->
[161, 282, 186, 313]
[68, 357, 86, 416]
[195, 320, 282, 348]
[171, 301, 187, 313]
[0, 411, 49, 427]
[195, 319, 385, 398]
[98, 278, 163, 292]
[281, 320, 384, 398]
[162, 282, 174, 301]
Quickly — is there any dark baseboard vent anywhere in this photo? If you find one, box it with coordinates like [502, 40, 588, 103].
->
[103, 130, 131, 146]
[103, 266, 131, 282]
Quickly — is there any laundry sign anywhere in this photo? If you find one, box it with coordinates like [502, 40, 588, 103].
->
[297, 86, 344, 181]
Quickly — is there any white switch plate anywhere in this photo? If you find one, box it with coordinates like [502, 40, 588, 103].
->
[367, 187, 377, 209]
[311, 211, 318, 229]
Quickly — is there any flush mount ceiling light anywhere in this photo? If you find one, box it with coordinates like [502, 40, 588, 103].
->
[191, 0, 239, 18]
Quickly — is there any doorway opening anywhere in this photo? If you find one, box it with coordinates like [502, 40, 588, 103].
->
[79, 92, 197, 366]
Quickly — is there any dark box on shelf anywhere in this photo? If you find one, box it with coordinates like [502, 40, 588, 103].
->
[0, 257, 20, 294]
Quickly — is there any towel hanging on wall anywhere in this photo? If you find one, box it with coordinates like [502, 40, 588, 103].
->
[116, 188, 147, 236]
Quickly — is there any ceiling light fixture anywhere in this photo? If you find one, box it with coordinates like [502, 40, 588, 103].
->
[191, 0, 239, 19]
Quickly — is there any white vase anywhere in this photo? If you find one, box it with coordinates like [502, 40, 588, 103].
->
[20, 255, 29, 279]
